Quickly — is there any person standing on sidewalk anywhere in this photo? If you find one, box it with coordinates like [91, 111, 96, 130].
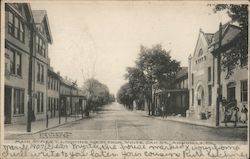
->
[161, 104, 166, 118]
[240, 105, 248, 123]
[221, 97, 228, 126]
[231, 104, 239, 127]
[163, 105, 167, 118]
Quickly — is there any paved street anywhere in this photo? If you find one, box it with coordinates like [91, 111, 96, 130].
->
[6, 102, 247, 142]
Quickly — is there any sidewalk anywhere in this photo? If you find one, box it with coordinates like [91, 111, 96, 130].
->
[4, 114, 86, 135]
[134, 110, 248, 128]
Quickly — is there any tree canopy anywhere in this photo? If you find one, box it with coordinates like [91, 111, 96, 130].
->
[82, 78, 112, 111]
[118, 44, 180, 114]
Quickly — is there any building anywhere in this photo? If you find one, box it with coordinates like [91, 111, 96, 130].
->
[4, 3, 33, 124]
[4, 3, 86, 126]
[154, 67, 189, 116]
[47, 66, 60, 118]
[59, 77, 73, 117]
[188, 22, 248, 126]
[59, 77, 86, 118]
[31, 10, 53, 121]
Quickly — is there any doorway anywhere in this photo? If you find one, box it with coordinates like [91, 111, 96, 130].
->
[4, 86, 11, 124]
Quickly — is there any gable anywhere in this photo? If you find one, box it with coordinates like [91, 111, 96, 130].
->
[193, 32, 209, 58]
[32, 10, 53, 43]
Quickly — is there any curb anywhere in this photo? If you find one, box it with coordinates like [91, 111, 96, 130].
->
[134, 111, 247, 129]
[5, 116, 89, 135]
[35, 117, 85, 134]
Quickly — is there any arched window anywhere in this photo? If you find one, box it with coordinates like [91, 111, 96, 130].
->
[198, 49, 203, 57]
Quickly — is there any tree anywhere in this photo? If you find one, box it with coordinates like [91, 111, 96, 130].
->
[212, 4, 248, 77]
[136, 44, 180, 115]
[119, 44, 180, 115]
[82, 78, 111, 113]
[125, 67, 148, 111]
[117, 83, 134, 110]
[109, 94, 116, 103]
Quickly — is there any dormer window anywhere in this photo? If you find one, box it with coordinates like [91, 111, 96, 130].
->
[198, 49, 203, 57]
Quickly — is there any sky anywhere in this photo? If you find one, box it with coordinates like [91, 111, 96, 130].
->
[30, 1, 230, 94]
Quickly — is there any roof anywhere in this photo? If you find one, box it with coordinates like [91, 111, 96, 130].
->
[175, 67, 188, 79]
[32, 10, 53, 43]
[48, 66, 60, 79]
[212, 22, 230, 45]
[204, 33, 214, 45]
[209, 22, 241, 51]
[32, 10, 46, 23]
[60, 78, 73, 87]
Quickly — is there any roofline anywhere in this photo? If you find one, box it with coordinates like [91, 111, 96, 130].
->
[44, 13, 53, 43]
[192, 31, 209, 58]
[31, 10, 53, 43]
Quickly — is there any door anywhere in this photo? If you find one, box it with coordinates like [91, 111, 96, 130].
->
[4, 87, 11, 124]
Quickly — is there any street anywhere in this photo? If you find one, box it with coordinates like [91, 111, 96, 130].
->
[6, 102, 247, 142]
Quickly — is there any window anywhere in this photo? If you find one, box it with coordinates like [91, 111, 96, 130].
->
[208, 67, 211, 82]
[241, 81, 248, 102]
[48, 97, 50, 111]
[36, 35, 46, 57]
[7, 48, 22, 76]
[51, 78, 53, 90]
[9, 49, 15, 74]
[227, 82, 236, 101]
[14, 17, 19, 38]
[8, 12, 14, 34]
[36, 36, 39, 53]
[8, 11, 24, 42]
[37, 63, 44, 83]
[56, 98, 58, 110]
[198, 49, 203, 57]
[37, 92, 44, 113]
[15, 53, 21, 76]
[13, 89, 24, 115]
[241, 56, 248, 67]
[208, 85, 212, 106]
[192, 89, 194, 106]
[47, 77, 50, 88]
[191, 73, 194, 85]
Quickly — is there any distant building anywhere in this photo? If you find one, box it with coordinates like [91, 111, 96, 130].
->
[154, 67, 189, 116]
[59, 77, 86, 117]
[47, 67, 60, 118]
[188, 22, 248, 125]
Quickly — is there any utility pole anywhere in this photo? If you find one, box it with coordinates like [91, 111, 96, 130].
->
[216, 22, 222, 126]
[27, 22, 34, 132]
